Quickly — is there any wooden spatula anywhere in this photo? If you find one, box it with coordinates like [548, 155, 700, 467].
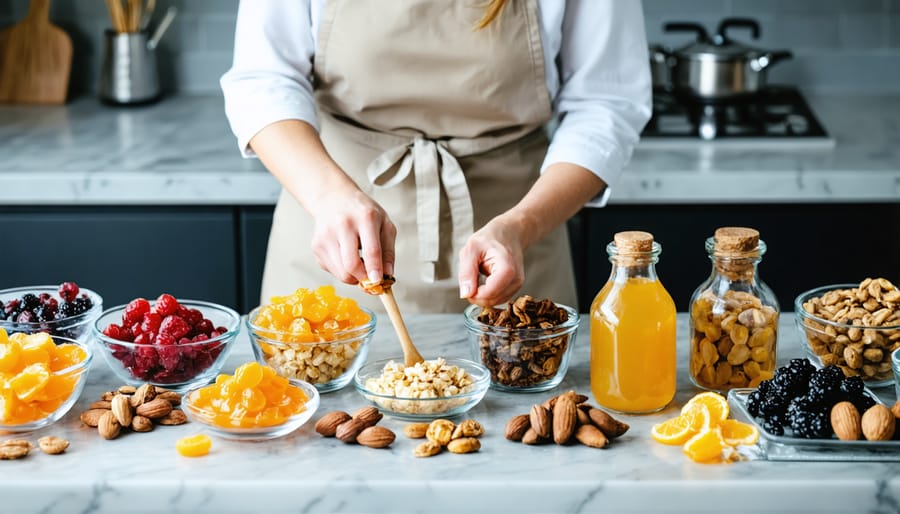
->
[0, 0, 73, 104]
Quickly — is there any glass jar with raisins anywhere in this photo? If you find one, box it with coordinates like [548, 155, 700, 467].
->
[689, 227, 779, 392]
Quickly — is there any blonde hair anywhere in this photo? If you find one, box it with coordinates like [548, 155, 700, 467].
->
[475, 0, 508, 30]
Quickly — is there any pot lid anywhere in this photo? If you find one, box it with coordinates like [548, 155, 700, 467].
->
[665, 18, 765, 61]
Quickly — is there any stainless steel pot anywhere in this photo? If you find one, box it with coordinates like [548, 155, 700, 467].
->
[649, 44, 674, 92]
[663, 18, 792, 101]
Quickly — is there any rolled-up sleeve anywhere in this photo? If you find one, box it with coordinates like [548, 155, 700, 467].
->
[541, 0, 652, 206]
[220, 0, 318, 157]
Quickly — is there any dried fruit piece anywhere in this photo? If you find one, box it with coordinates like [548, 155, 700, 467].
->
[357, 426, 395, 448]
[447, 437, 480, 454]
[315, 411, 352, 437]
[403, 423, 430, 439]
[37, 436, 69, 455]
[176, 434, 212, 457]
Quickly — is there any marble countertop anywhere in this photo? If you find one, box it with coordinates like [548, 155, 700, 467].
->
[2, 313, 898, 514]
[1, 93, 898, 206]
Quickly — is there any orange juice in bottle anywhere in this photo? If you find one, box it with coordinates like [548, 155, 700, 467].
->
[590, 231, 676, 414]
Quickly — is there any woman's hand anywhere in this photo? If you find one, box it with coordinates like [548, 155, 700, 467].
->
[310, 188, 397, 285]
[457, 216, 526, 307]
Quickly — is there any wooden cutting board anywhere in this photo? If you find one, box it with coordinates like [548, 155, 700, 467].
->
[0, 0, 72, 104]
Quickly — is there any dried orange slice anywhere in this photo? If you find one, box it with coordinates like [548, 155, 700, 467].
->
[0, 340, 21, 373]
[683, 427, 726, 463]
[681, 391, 729, 424]
[176, 434, 212, 457]
[719, 419, 760, 446]
[9, 363, 50, 402]
[651, 415, 696, 446]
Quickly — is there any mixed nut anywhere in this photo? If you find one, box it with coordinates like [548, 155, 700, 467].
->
[0, 436, 69, 460]
[505, 390, 629, 449]
[79, 384, 186, 440]
[407, 418, 484, 457]
[315, 407, 396, 448]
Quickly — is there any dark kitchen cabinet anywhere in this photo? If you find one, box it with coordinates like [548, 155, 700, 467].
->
[239, 207, 275, 310]
[0, 207, 239, 310]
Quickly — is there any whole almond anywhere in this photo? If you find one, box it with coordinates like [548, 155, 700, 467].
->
[830, 401, 861, 441]
[552, 397, 577, 445]
[529, 404, 551, 439]
[861, 404, 896, 441]
[521, 428, 545, 445]
[156, 391, 182, 406]
[100, 391, 116, 402]
[117, 385, 137, 395]
[335, 418, 366, 443]
[352, 406, 383, 428]
[403, 423, 430, 439]
[98, 411, 121, 440]
[576, 408, 591, 426]
[447, 437, 481, 454]
[588, 408, 629, 438]
[111, 394, 133, 427]
[38, 436, 69, 455]
[89, 400, 112, 410]
[504, 414, 530, 441]
[130, 383, 156, 408]
[575, 424, 609, 449]
[80, 409, 107, 427]
[315, 411, 352, 437]
[131, 415, 154, 432]
[543, 391, 589, 411]
[357, 426, 396, 448]
[158, 409, 188, 426]
[135, 398, 173, 419]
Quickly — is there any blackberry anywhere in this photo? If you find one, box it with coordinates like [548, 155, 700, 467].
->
[789, 408, 831, 439]
[763, 412, 787, 436]
[21, 293, 40, 311]
[851, 393, 877, 413]
[756, 379, 772, 397]
[73, 297, 92, 315]
[58, 302, 77, 318]
[839, 376, 864, 397]
[747, 389, 763, 417]
[760, 386, 791, 419]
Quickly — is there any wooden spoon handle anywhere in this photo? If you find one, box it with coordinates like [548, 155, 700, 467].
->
[379, 289, 424, 367]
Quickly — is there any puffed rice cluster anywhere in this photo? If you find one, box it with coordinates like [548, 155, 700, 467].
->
[264, 341, 361, 384]
[363, 358, 476, 414]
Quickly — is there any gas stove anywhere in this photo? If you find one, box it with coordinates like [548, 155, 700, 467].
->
[640, 86, 835, 149]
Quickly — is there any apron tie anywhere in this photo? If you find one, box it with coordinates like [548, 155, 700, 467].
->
[367, 136, 474, 282]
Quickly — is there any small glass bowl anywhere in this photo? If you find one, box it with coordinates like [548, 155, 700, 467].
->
[353, 357, 490, 421]
[0, 285, 103, 342]
[463, 303, 579, 392]
[795, 284, 900, 388]
[0, 336, 93, 432]
[892, 348, 900, 399]
[246, 306, 375, 393]
[91, 300, 241, 393]
[181, 378, 320, 441]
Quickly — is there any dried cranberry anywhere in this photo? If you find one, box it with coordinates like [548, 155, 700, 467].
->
[178, 337, 192, 345]
[159, 315, 190, 339]
[180, 308, 202, 327]
[58, 282, 80, 303]
[103, 323, 123, 340]
[158, 346, 182, 372]
[156, 333, 176, 346]
[141, 312, 162, 334]
[38, 293, 51, 303]
[194, 319, 214, 335]
[134, 333, 150, 345]
[155, 293, 179, 317]
[4, 299, 19, 316]
[192, 333, 210, 342]
[123, 298, 151, 326]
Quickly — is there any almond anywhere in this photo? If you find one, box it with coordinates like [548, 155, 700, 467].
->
[98, 411, 121, 440]
[131, 415, 154, 432]
[521, 428, 545, 445]
[352, 406, 383, 428]
[529, 404, 551, 439]
[447, 437, 480, 454]
[861, 404, 895, 441]
[552, 396, 577, 444]
[830, 401, 861, 441]
[80, 409, 108, 427]
[587, 408, 629, 438]
[335, 418, 366, 443]
[892, 401, 900, 419]
[130, 383, 156, 408]
[574, 424, 609, 449]
[135, 398, 173, 419]
[504, 414, 530, 441]
[38, 436, 69, 455]
[111, 394, 133, 427]
[356, 426, 396, 448]
[156, 391, 182, 406]
[157, 409, 188, 426]
[576, 408, 591, 426]
[403, 423, 430, 439]
[117, 385, 137, 395]
[89, 400, 112, 410]
[315, 411, 352, 437]
[100, 391, 116, 402]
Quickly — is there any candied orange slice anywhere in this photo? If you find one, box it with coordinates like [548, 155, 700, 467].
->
[176, 434, 212, 457]
[49, 344, 86, 372]
[10, 363, 51, 402]
[719, 419, 760, 446]
[233, 361, 264, 389]
[683, 427, 726, 463]
[681, 391, 729, 425]
[34, 374, 77, 402]
[0, 340, 22, 373]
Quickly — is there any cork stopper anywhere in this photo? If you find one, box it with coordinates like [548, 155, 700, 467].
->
[614, 231, 654, 254]
[714, 227, 759, 256]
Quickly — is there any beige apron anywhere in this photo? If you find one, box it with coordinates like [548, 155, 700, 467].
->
[260, 0, 577, 313]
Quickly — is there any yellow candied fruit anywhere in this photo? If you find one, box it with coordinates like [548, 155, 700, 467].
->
[188, 362, 308, 429]
[253, 286, 370, 343]
[0, 331, 87, 425]
[176, 433, 212, 457]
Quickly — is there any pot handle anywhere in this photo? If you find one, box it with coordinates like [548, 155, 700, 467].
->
[716, 18, 761, 43]
[663, 22, 710, 43]
[750, 50, 793, 72]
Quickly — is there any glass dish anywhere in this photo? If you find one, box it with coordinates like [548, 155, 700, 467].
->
[182, 378, 320, 441]
[727, 388, 900, 461]
[0, 285, 103, 342]
[354, 357, 490, 421]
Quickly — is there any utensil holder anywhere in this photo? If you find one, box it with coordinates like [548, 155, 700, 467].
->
[98, 29, 160, 105]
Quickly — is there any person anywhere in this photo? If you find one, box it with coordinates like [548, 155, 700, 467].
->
[221, 0, 651, 313]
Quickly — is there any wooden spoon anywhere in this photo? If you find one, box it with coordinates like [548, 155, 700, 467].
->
[360, 275, 424, 367]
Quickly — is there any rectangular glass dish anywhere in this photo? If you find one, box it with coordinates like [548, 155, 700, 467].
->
[727, 388, 900, 462]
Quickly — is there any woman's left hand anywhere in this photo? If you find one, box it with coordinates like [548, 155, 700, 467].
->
[457, 216, 526, 307]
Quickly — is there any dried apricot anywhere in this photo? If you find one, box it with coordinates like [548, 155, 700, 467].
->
[176, 434, 212, 457]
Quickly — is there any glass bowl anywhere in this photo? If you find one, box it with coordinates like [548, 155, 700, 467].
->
[0, 285, 103, 342]
[795, 284, 900, 388]
[353, 357, 490, 421]
[0, 336, 93, 432]
[893, 348, 900, 398]
[91, 300, 241, 393]
[182, 378, 320, 441]
[463, 303, 579, 392]
[246, 306, 375, 393]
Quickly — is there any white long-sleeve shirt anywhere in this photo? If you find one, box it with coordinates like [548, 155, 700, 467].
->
[221, 0, 651, 204]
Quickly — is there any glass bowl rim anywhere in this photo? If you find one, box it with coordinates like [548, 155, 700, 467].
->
[245, 305, 377, 345]
[0, 285, 104, 327]
[462, 303, 580, 334]
[181, 377, 321, 433]
[353, 356, 490, 401]
[91, 299, 241, 349]
[794, 283, 900, 330]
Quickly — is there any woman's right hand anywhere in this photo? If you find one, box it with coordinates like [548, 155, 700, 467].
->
[309, 187, 397, 286]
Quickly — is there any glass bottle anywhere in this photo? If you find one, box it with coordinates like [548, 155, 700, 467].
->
[590, 231, 677, 414]
[688, 227, 779, 392]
